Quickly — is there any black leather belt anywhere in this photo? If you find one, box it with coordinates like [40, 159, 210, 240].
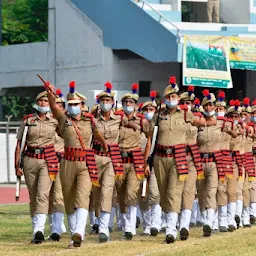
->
[200, 153, 214, 159]
[121, 151, 132, 158]
[26, 147, 44, 155]
[156, 148, 175, 155]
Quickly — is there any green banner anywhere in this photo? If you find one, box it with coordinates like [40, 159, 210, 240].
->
[229, 37, 256, 71]
[183, 35, 233, 88]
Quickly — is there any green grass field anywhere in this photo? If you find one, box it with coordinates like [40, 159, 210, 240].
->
[0, 204, 256, 256]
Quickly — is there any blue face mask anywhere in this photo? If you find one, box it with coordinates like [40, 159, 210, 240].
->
[144, 112, 154, 121]
[251, 117, 256, 123]
[68, 105, 81, 116]
[33, 104, 50, 114]
[123, 105, 134, 114]
[165, 99, 178, 108]
[234, 120, 238, 125]
[100, 102, 112, 113]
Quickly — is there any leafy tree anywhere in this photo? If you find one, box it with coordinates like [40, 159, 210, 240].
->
[1, 0, 48, 45]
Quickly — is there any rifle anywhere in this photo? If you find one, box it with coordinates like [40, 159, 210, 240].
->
[141, 102, 162, 198]
[15, 125, 29, 201]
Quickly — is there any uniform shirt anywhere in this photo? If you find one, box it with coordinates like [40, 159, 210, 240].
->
[94, 111, 127, 145]
[186, 122, 198, 145]
[17, 113, 58, 147]
[54, 133, 64, 152]
[230, 124, 244, 154]
[156, 107, 194, 146]
[57, 112, 97, 149]
[243, 134, 253, 154]
[197, 120, 223, 153]
[219, 121, 232, 150]
[119, 113, 148, 151]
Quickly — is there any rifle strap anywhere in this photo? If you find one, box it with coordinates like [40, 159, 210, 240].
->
[71, 120, 86, 150]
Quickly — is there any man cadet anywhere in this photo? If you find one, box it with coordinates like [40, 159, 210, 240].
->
[145, 76, 206, 244]
[47, 81, 107, 248]
[48, 89, 67, 241]
[15, 91, 58, 244]
[139, 91, 162, 237]
[92, 82, 127, 242]
[116, 83, 149, 240]
[178, 86, 202, 240]
[215, 92, 238, 232]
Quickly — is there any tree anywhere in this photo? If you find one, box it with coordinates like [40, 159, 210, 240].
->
[1, 0, 48, 45]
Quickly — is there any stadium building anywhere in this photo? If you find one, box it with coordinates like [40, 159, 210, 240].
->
[0, 0, 256, 119]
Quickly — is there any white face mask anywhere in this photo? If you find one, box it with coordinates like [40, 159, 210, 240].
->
[234, 120, 238, 125]
[33, 104, 50, 114]
[203, 110, 215, 117]
[165, 99, 178, 108]
[123, 105, 134, 114]
[187, 105, 192, 110]
[100, 102, 112, 113]
[241, 117, 246, 121]
[143, 112, 154, 121]
[215, 111, 225, 117]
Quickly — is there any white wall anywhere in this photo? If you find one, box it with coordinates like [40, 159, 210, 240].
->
[162, 0, 181, 11]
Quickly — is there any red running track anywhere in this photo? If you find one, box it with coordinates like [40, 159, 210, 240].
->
[0, 187, 29, 204]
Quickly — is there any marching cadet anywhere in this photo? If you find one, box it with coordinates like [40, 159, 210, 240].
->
[116, 83, 149, 240]
[250, 100, 256, 224]
[145, 77, 206, 244]
[197, 89, 235, 237]
[92, 82, 127, 243]
[178, 87, 203, 240]
[215, 92, 238, 232]
[15, 91, 58, 244]
[48, 89, 66, 241]
[46, 81, 107, 248]
[226, 99, 244, 230]
[139, 91, 162, 237]
[240, 98, 255, 227]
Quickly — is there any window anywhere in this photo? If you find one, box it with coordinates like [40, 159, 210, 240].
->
[139, 81, 151, 97]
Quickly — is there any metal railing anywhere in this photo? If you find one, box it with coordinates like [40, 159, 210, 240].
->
[131, 0, 180, 36]
[0, 116, 21, 183]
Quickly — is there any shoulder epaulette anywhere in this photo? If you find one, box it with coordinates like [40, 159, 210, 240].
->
[23, 114, 34, 121]
[193, 112, 202, 117]
[114, 110, 124, 116]
[226, 118, 233, 123]
[217, 117, 226, 121]
[179, 105, 188, 111]
[136, 113, 144, 119]
[83, 112, 94, 119]
[247, 122, 254, 127]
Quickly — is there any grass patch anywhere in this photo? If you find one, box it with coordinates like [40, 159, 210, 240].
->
[0, 205, 255, 255]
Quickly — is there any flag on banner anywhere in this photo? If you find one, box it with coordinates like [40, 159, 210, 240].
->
[183, 35, 233, 88]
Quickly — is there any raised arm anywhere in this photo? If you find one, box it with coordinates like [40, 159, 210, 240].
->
[47, 87, 63, 120]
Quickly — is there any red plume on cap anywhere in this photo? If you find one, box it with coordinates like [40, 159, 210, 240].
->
[96, 95, 100, 104]
[138, 102, 144, 112]
[104, 81, 112, 94]
[194, 98, 200, 106]
[150, 90, 157, 101]
[202, 89, 211, 100]
[56, 89, 63, 98]
[132, 83, 139, 94]
[243, 97, 250, 107]
[188, 86, 194, 96]
[169, 76, 176, 88]
[229, 99, 235, 106]
[252, 100, 256, 106]
[69, 80, 76, 93]
[234, 100, 240, 111]
[218, 91, 225, 102]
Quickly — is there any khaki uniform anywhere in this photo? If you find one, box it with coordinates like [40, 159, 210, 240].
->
[17, 113, 58, 216]
[153, 108, 194, 213]
[49, 133, 65, 214]
[117, 113, 148, 211]
[57, 112, 95, 214]
[182, 122, 198, 210]
[207, 0, 220, 23]
[197, 120, 223, 211]
[93, 111, 125, 215]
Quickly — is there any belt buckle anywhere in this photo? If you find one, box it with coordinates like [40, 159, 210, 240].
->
[166, 148, 172, 154]
[204, 153, 209, 159]
[122, 152, 128, 158]
[73, 151, 80, 158]
[35, 149, 41, 154]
